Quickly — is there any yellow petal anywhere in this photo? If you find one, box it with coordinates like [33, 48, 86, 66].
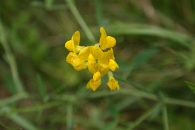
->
[86, 79, 101, 91]
[97, 64, 109, 76]
[99, 48, 114, 65]
[99, 27, 116, 50]
[65, 31, 81, 53]
[107, 77, 120, 90]
[72, 31, 80, 47]
[74, 63, 87, 71]
[66, 52, 87, 71]
[88, 54, 96, 73]
[65, 40, 73, 51]
[66, 52, 75, 64]
[88, 53, 95, 64]
[93, 71, 101, 81]
[78, 47, 90, 60]
[106, 36, 116, 48]
[108, 59, 119, 71]
[90, 46, 103, 59]
[72, 57, 87, 71]
[100, 27, 107, 37]
[107, 48, 115, 60]
[99, 27, 107, 50]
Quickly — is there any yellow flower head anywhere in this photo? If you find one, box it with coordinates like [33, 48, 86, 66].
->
[65, 27, 120, 91]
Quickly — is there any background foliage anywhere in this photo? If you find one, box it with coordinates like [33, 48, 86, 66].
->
[1, 0, 195, 130]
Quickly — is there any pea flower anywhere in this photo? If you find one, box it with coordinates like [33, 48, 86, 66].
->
[65, 31, 83, 53]
[65, 27, 120, 91]
[107, 72, 120, 90]
[99, 27, 116, 50]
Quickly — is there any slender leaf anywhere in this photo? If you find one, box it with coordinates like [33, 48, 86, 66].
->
[185, 81, 195, 93]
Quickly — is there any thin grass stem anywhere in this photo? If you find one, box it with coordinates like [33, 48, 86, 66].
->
[0, 92, 28, 108]
[162, 104, 169, 130]
[165, 97, 195, 108]
[83, 89, 195, 108]
[0, 20, 24, 93]
[66, 0, 95, 42]
[129, 103, 162, 129]
[67, 103, 73, 130]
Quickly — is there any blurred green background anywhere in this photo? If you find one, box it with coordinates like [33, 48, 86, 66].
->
[1, 0, 195, 130]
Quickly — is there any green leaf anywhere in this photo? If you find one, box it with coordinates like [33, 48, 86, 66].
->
[102, 119, 118, 130]
[122, 48, 159, 79]
[2, 107, 39, 130]
[36, 74, 47, 98]
[106, 23, 193, 49]
[185, 81, 195, 93]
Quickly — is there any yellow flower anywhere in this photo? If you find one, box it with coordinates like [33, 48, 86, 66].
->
[65, 31, 83, 53]
[99, 27, 116, 50]
[65, 27, 120, 91]
[66, 52, 87, 71]
[107, 76, 120, 90]
[86, 79, 101, 91]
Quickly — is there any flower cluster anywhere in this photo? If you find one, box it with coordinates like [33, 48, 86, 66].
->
[65, 27, 120, 91]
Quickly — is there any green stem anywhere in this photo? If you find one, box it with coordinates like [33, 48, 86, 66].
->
[0, 21, 24, 93]
[67, 103, 73, 130]
[84, 89, 195, 108]
[165, 97, 195, 108]
[2, 107, 39, 130]
[0, 92, 28, 108]
[0, 101, 62, 116]
[66, 0, 95, 42]
[0, 121, 12, 130]
[162, 104, 169, 130]
[129, 103, 162, 129]
[108, 71, 113, 78]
